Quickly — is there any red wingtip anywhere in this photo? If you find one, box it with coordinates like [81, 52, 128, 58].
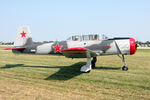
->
[3, 48, 12, 50]
[62, 47, 88, 52]
[3, 47, 25, 50]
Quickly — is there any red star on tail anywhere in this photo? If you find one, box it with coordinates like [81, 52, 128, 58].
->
[53, 43, 62, 53]
[20, 31, 26, 38]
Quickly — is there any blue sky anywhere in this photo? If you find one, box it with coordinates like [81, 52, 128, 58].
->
[0, 0, 150, 42]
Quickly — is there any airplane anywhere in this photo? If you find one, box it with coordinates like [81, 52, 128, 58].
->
[4, 26, 137, 73]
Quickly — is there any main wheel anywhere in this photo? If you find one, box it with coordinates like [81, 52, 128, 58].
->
[122, 66, 128, 71]
[91, 61, 95, 68]
[91, 57, 97, 68]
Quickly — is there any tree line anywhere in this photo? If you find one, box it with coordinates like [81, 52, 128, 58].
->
[136, 41, 150, 45]
[0, 41, 150, 45]
[0, 41, 54, 45]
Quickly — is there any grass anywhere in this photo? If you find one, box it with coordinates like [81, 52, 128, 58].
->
[0, 47, 150, 100]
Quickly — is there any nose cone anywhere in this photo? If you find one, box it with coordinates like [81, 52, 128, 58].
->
[129, 37, 136, 55]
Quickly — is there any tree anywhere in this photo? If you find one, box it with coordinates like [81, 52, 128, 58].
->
[136, 41, 142, 45]
[145, 41, 150, 44]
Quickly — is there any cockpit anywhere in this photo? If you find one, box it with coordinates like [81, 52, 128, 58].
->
[67, 34, 99, 41]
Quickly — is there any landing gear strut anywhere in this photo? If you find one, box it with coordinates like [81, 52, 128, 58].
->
[80, 51, 91, 73]
[121, 55, 128, 71]
[91, 57, 97, 69]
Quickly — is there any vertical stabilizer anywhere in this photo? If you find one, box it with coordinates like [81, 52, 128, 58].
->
[14, 26, 32, 47]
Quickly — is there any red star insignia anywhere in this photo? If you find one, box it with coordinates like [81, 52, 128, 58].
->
[20, 31, 26, 38]
[53, 43, 62, 53]
[108, 46, 112, 48]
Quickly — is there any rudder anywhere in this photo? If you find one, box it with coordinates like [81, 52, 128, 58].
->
[14, 26, 32, 47]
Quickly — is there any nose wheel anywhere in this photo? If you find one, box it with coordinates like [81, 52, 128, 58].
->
[121, 55, 128, 71]
[118, 55, 128, 71]
[122, 65, 128, 71]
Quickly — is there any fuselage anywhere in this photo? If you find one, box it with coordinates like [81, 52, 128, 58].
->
[12, 37, 136, 58]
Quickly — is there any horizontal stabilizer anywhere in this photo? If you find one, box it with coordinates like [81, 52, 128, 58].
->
[3, 47, 25, 50]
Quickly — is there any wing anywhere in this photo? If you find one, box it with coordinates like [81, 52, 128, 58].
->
[61, 47, 98, 58]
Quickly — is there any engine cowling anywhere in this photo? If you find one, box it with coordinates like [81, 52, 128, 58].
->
[108, 37, 137, 55]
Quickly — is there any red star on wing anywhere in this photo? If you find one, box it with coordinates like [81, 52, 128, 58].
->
[20, 31, 26, 38]
[53, 43, 62, 53]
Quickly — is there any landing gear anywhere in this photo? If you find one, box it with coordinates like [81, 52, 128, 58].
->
[80, 51, 91, 73]
[122, 66, 128, 71]
[121, 55, 128, 71]
[91, 57, 97, 68]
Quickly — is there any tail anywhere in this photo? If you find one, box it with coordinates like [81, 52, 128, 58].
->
[14, 26, 32, 47]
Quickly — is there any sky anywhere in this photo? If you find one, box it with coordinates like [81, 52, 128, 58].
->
[0, 0, 150, 42]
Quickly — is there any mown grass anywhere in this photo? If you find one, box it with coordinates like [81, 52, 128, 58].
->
[0, 47, 150, 100]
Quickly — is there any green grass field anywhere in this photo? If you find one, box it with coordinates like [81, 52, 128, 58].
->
[0, 47, 150, 100]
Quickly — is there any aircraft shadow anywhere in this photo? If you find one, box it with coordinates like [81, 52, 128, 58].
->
[1, 62, 120, 81]
[93, 67, 120, 70]
[0, 64, 61, 69]
[0, 62, 85, 81]
[0, 64, 24, 69]
[44, 62, 85, 81]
